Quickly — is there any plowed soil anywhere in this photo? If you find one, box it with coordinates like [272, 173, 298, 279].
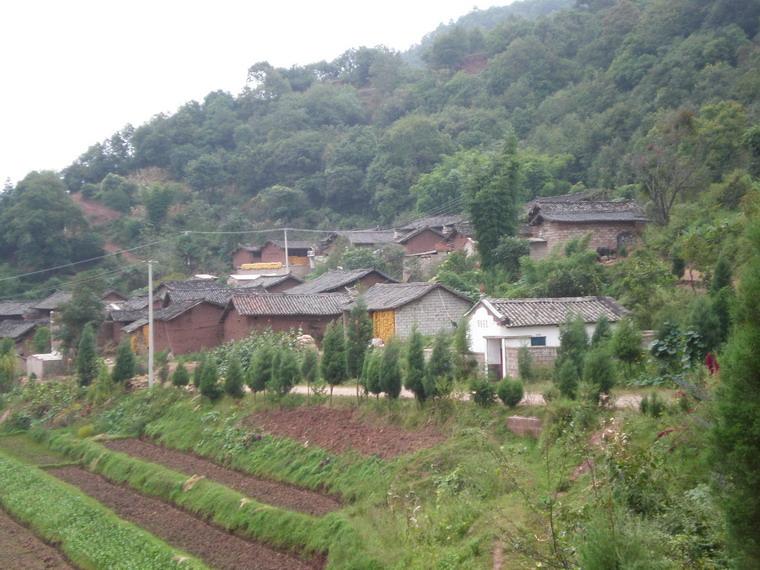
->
[0, 508, 72, 569]
[246, 406, 445, 459]
[48, 466, 322, 570]
[105, 438, 340, 516]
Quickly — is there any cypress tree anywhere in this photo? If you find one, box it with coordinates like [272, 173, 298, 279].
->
[611, 318, 642, 381]
[688, 296, 722, 357]
[172, 362, 190, 387]
[300, 348, 319, 397]
[321, 321, 348, 402]
[111, 341, 136, 383]
[712, 221, 760, 567]
[497, 378, 524, 408]
[582, 347, 616, 402]
[404, 327, 427, 403]
[200, 359, 222, 400]
[0, 351, 16, 393]
[32, 326, 50, 353]
[424, 332, 454, 399]
[366, 350, 383, 399]
[268, 348, 283, 393]
[224, 354, 245, 398]
[591, 315, 612, 347]
[453, 318, 475, 380]
[76, 323, 98, 387]
[555, 359, 579, 399]
[192, 358, 205, 388]
[247, 343, 273, 397]
[554, 314, 588, 396]
[380, 338, 402, 399]
[346, 298, 373, 380]
[274, 349, 299, 396]
[710, 253, 733, 294]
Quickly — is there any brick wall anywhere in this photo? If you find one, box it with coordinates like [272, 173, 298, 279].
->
[152, 302, 224, 355]
[504, 346, 558, 378]
[233, 249, 259, 269]
[531, 220, 645, 254]
[403, 229, 443, 255]
[222, 312, 339, 344]
[394, 289, 472, 339]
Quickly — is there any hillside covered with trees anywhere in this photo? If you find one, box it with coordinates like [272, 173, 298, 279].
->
[1, 0, 759, 300]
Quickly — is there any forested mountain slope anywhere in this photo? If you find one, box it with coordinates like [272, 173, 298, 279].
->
[1, 0, 759, 287]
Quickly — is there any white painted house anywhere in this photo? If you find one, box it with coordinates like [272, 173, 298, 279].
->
[467, 296, 629, 379]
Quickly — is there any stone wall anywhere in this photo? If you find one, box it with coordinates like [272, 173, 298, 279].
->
[530, 220, 645, 255]
[394, 289, 473, 339]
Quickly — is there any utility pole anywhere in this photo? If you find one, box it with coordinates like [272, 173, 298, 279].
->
[147, 260, 155, 388]
[283, 228, 290, 273]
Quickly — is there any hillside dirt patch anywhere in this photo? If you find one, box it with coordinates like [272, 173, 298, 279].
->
[48, 466, 322, 570]
[245, 405, 445, 459]
[105, 438, 340, 516]
[70, 192, 122, 226]
[0, 508, 72, 569]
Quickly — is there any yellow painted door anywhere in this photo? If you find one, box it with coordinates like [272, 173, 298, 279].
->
[373, 310, 395, 342]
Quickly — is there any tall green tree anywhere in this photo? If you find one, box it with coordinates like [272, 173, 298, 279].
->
[380, 338, 402, 400]
[553, 314, 589, 398]
[272, 349, 299, 397]
[59, 286, 104, 352]
[583, 347, 616, 402]
[591, 315, 612, 347]
[0, 351, 16, 393]
[364, 350, 383, 399]
[425, 332, 454, 399]
[247, 343, 274, 397]
[712, 220, 760, 568]
[469, 137, 520, 268]
[404, 327, 427, 403]
[300, 348, 319, 397]
[224, 354, 245, 398]
[32, 326, 51, 354]
[321, 321, 348, 402]
[611, 318, 643, 381]
[111, 341, 136, 383]
[76, 323, 98, 387]
[346, 298, 373, 399]
[200, 359, 222, 400]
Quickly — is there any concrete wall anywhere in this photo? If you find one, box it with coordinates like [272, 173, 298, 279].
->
[393, 289, 472, 339]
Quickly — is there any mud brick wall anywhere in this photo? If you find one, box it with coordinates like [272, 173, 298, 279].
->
[402, 229, 443, 255]
[394, 291, 472, 339]
[532, 221, 644, 253]
[505, 346, 558, 378]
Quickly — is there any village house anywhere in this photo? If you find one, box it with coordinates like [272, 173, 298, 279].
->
[232, 240, 315, 277]
[0, 301, 37, 322]
[318, 230, 397, 257]
[124, 297, 227, 356]
[32, 291, 73, 320]
[349, 282, 473, 342]
[0, 319, 45, 360]
[221, 292, 349, 343]
[286, 268, 396, 295]
[226, 273, 302, 291]
[524, 195, 648, 259]
[466, 296, 629, 379]
[102, 297, 149, 348]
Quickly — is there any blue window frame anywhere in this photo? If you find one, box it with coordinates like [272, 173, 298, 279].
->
[530, 336, 547, 347]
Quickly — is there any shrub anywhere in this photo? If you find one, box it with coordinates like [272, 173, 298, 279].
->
[321, 321, 348, 399]
[582, 348, 616, 402]
[171, 362, 190, 387]
[300, 348, 319, 389]
[364, 350, 383, 398]
[380, 338, 402, 399]
[470, 377, 496, 407]
[224, 354, 245, 398]
[111, 341, 136, 383]
[199, 359, 222, 400]
[425, 332, 454, 399]
[497, 378, 524, 408]
[404, 327, 426, 403]
[517, 346, 534, 382]
[271, 349, 298, 397]
[76, 323, 98, 387]
[32, 326, 50, 353]
[192, 359, 204, 388]
[247, 343, 274, 396]
[640, 392, 665, 417]
[555, 359, 580, 399]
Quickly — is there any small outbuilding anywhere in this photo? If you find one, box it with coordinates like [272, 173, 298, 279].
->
[467, 296, 629, 379]
[351, 282, 473, 342]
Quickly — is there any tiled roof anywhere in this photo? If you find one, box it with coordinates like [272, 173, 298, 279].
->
[529, 200, 648, 224]
[121, 299, 218, 332]
[244, 274, 303, 290]
[164, 288, 237, 307]
[482, 296, 629, 327]
[286, 269, 396, 295]
[157, 278, 221, 292]
[231, 293, 350, 316]
[398, 214, 467, 232]
[108, 308, 147, 323]
[0, 300, 36, 316]
[356, 282, 472, 311]
[396, 226, 444, 244]
[34, 291, 72, 311]
[0, 319, 43, 339]
[268, 240, 314, 250]
[324, 230, 397, 247]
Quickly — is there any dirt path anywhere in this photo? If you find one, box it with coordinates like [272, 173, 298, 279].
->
[245, 405, 445, 459]
[0, 508, 72, 569]
[48, 466, 322, 570]
[105, 439, 340, 516]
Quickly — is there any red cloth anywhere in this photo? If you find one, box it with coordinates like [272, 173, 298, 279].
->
[705, 352, 719, 375]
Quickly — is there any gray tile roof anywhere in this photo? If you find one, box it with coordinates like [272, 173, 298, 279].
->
[164, 288, 238, 307]
[0, 301, 36, 316]
[268, 240, 314, 251]
[231, 293, 350, 316]
[157, 279, 222, 292]
[33, 291, 72, 311]
[0, 319, 43, 340]
[326, 230, 397, 247]
[121, 299, 222, 333]
[356, 282, 472, 311]
[286, 269, 396, 295]
[396, 226, 444, 244]
[398, 214, 467, 232]
[529, 200, 648, 224]
[482, 296, 629, 327]
[245, 274, 303, 290]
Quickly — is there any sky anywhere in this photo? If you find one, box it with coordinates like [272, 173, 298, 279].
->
[0, 0, 508, 185]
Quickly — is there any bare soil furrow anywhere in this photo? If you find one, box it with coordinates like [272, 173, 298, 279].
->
[48, 466, 322, 570]
[104, 438, 340, 516]
[0, 508, 72, 569]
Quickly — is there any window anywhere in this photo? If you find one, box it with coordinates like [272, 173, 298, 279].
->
[477, 320, 489, 328]
[530, 336, 546, 347]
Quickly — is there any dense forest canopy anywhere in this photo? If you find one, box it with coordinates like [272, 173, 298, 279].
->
[0, 0, 759, 291]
